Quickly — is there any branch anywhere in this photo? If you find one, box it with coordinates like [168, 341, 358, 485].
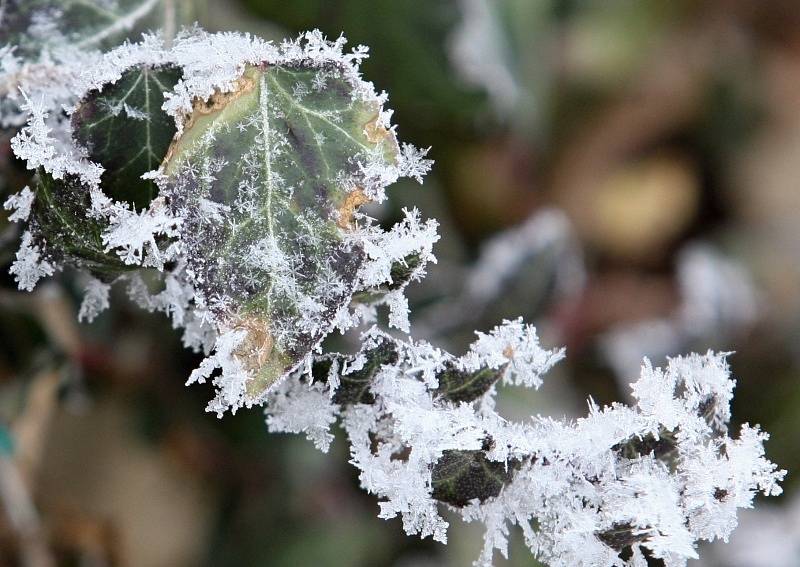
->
[266, 321, 784, 566]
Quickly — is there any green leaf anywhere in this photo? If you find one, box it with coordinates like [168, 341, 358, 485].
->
[431, 449, 520, 507]
[72, 64, 182, 210]
[612, 427, 679, 471]
[31, 170, 133, 278]
[435, 362, 506, 403]
[164, 63, 399, 400]
[312, 338, 399, 406]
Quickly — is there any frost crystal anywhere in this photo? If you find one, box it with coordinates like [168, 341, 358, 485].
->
[3, 186, 34, 222]
[9, 230, 57, 291]
[78, 277, 112, 323]
[266, 378, 338, 452]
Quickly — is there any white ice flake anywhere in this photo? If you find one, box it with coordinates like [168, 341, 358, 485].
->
[265, 378, 338, 452]
[78, 277, 111, 323]
[9, 230, 57, 291]
[3, 186, 34, 222]
[100, 196, 181, 267]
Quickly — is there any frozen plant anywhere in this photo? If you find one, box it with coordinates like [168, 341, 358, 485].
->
[2, 19, 784, 567]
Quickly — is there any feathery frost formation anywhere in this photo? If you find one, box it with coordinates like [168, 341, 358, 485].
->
[3, 23, 784, 567]
[267, 323, 783, 566]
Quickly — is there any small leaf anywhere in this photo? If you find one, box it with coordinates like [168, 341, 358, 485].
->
[612, 427, 679, 471]
[352, 253, 423, 304]
[597, 522, 650, 552]
[31, 170, 132, 278]
[313, 338, 399, 406]
[72, 64, 182, 210]
[164, 63, 399, 400]
[431, 449, 519, 507]
[435, 362, 505, 403]
[388, 253, 422, 290]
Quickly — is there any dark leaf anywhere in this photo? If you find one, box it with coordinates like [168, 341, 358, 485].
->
[435, 362, 506, 403]
[72, 64, 182, 210]
[431, 449, 519, 507]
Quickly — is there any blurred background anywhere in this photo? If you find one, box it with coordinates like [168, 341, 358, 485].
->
[2, 0, 800, 565]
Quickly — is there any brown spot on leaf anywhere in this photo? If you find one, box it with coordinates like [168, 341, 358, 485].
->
[363, 110, 392, 146]
[163, 74, 256, 166]
[229, 315, 276, 371]
[337, 188, 370, 229]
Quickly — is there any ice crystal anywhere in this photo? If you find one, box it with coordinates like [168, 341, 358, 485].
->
[78, 277, 112, 323]
[9, 230, 57, 291]
[3, 186, 34, 222]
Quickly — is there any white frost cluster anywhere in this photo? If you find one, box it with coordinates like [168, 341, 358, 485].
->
[3, 186, 34, 222]
[78, 277, 112, 323]
[347, 208, 440, 333]
[266, 324, 784, 567]
[9, 230, 56, 291]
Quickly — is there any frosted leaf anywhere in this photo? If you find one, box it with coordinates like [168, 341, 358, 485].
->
[71, 64, 182, 209]
[8, 28, 435, 415]
[0, 0, 163, 57]
[460, 318, 565, 389]
[311, 328, 783, 567]
[0, 0, 188, 127]
[3, 186, 34, 222]
[162, 55, 403, 408]
[353, 207, 439, 295]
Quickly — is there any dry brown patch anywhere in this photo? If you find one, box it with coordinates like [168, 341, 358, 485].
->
[163, 74, 256, 166]
[229, 315, 275, 371]
[337, 188, 371, 229]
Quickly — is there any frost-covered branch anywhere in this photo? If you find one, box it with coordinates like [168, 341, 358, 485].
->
[266, 321, 784, 566]
[2, 22, 785, 567]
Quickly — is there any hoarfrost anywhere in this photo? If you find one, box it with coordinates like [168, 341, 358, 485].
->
[9, 230, 57, 291]
[3, 25, 785, 567]
[265, 327, 783, 567]
[3, 186, 34, 222]
[78, 277, 111, 323]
